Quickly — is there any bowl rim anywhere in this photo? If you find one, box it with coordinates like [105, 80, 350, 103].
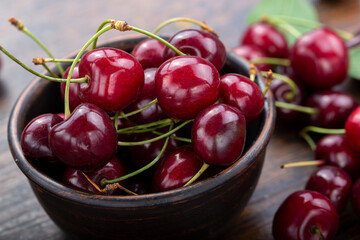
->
[8, 34, 276, 208]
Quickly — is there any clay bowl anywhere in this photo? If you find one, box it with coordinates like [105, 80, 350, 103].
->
[8, 35, 275, 240]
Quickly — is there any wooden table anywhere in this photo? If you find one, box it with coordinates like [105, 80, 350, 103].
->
[1, 0, 360, 239]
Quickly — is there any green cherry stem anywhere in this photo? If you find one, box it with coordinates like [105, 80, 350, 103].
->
[261, 71, 298, 100]
[281, 160, 325, 169]
[121, 123, 171, 134]
[300, 126, 345, 151]
[152, 17, 217, 36]
[92, 19, 114, 49]
[117, 118, 173, 134]
[183, 162, 210, 187]
[275, 102, 318, 115]
[41, 63, 59, 78]
[102, 123, 174, 185]
[0, 46, 88, 83]
[9, 17, 65, 75]
[262, 15, 301, 39]
[249, 64, 256, 82]
[311, 226, 325, 240]
[34, 58, 80, 64]
[119, 99, 158, 119]
[114, 111, 119, 131]
[152, 130, 192, 143]
[262, 69, 273, 96]
[250, 57, 290, 66]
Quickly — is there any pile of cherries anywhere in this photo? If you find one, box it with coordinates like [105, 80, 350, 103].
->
[232, 21, 360, 239]
[16, 19, 266, 196]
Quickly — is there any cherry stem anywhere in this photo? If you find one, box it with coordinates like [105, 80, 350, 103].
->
[33, 58, 80, 64]
[300, 126, 345, 151]
[0, 46, 88, 83]
[184, 162, 210, 187]
[119, 99, 158, 119]
[119, 123, 171, 134]
[262, 69, 273, 96]
[272, 15, 354, 41]
[281, 160, 325, 169]
[262, 15, 302, 39]
[152, 130, 192, 143]
[249, 64, 256, 82]
[92, 19, 114, 49]
[81, 172, 106, 193]
[9, 17, 64, 75]
[41, 63, 59, 78]
[118, 120, 191, 146]
[152, 17, 218, 37]
[261, 71, 298, 100]
[275, 101, 318, 115]
[102, 123, 174, 185]
[117, 118, 173, 134]
[105, 182, 138, 196]
[311, 225, 325, 240]
[250, 57, 290, 66]
[114, 111, 119, 131]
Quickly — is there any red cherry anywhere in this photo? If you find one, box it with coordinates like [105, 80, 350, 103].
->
[163, 29, 226, 71]
[155, 56, 220, 120]
[60, 64, 82, 112]
[272, 190, 339, 240]
[232, 44, 271, 71]
[291, 27, 348, 90]
[63, 156, 127, 195]
[305, 165, 352, 213]
[49, 103, 118, 171]
[315, 134, 360, 179]
[219, 73, 264, 124]
[131, 38, 165, 69]
[78, 47, 144, 113]
[241, 22, 288, 58]
[192, 103, 246, 166]
[345, 106, 360, 152]
[152, 146, 202, 192]
[306, 90, 358, 128]
[21, 113, 63, 164]
[351, 178, 360, 217]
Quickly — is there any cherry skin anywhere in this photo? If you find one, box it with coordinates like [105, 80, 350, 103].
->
[219, 73, 264, 124]
[306, 90, 358, 128]
[315, 134, 360, 179]
[21, 113, 63, 164]
[63, 156, 127, 195]
[192, 103, 246, 166]
[305, 165, 352, 213]
[78, 47, 144, 113]
[155, 55, 220, 120]
[351, 178, 360, 217]
[152, 146, 202, 192]
[291, 27, 348, 90]
[231, 44, 271, 71]
[345, 106, 360, 152]
[60, 64, 82, 112]
[241, 22, 288, 58]
[163, 29, 226, 71]
[124, 68, 166, 124]
[131, 38, 165, 69]
[49, 103, 118, 171]
[272, 190, 339, 240]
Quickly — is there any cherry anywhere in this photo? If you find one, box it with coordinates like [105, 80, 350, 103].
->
[131, 38, 165, 69]
[351, 178, 360, 217]
[291, 27, 348, 90]
[63, 156, 127, 195]
[272, 190, 339, 240]
[231, 44, 271, 71]
[78, 47, 144, 113]
[306, 90, 358, 128]
[163, 29, 226, 71]
[192, 103, 246, 166]
[155, 55, 220, 120]
[219, 73, 264, 124]
[315, 134, 360, 179]
[152, 146, 202, 192]
[305, 165, 352, 213]
[124, 68, 166, 124]
[241, 22, 288, 58]
[60, 64, 82, 112]
[49, 103, 118, 171]
[345, 106, 360, 152]
[21, 113, 63, 164]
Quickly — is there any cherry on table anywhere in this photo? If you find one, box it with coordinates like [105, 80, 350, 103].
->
[131, 38, 165, 69]
[231, 44, 271, 71]
[60, 64, 82, 112]
[345, 106, 360, 152]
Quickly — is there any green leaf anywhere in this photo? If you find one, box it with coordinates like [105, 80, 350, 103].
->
[349, 46, 360, 79]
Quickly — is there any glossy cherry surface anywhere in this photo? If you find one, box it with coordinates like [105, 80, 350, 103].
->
[232, 44, 271, 71]
[305, 165, 352, 212]
[345, 106, 360, 152]
[152, 146, 202, 192]
[315, 134, 360, 179]
[272, 190, 339, 240]
[306, 90, 358, 128]
[351, 178, 360, 217]
[124, 68, 165, 124]
[21, 113, 63, 164]
[60, 64, 82, 112]
[78, 47, 144, 113]
[63, 157, 127, 195]
[219, 73, 264, 124]
[241, 22, 288, 58]
[192, 103, 246, 166]
[291, 27, 348, 90]
[163, 29, 226, 71]
[155, 55, 220, 120]
[49, 103, 118, 171]
[131, 38, 165, 69]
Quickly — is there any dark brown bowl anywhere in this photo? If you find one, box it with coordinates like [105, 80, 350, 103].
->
[8, 35, 275, 240]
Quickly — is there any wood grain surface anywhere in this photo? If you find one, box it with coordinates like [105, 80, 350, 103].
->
[0, 0, 360, 239]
